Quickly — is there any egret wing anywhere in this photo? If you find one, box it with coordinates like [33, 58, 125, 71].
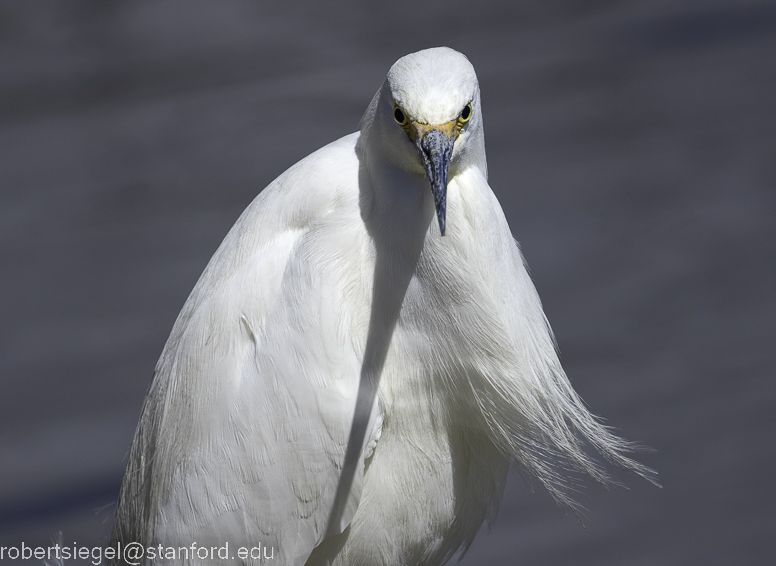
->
[113, 133, 380, 565]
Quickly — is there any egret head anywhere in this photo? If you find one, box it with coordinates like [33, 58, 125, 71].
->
[361, 47, 487, 236]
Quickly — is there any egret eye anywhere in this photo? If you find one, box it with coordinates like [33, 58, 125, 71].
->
[393, 106, 408, 126]
[458, 103, 473, 124]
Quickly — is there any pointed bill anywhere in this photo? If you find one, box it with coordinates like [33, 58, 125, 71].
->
[412, 121, 457, 236]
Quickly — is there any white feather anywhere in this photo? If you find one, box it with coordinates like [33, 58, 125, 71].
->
[111, 47, 655, 566]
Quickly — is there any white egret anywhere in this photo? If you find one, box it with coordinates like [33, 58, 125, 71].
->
[111, 47, 655, 565]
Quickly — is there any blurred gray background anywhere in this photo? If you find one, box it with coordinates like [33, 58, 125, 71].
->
[1, 0, 774, 564]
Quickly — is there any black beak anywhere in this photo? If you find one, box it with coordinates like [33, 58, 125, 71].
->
[416, 128, 455, 236]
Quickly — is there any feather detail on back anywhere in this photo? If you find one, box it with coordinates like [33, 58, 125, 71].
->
[112, 133, 384, 564]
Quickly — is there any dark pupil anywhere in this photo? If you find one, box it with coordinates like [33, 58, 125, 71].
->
[394, 108, 405, 123]
[461, 105, 471, 120]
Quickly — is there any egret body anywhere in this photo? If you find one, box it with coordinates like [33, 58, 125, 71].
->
[111, 47, 654, 566]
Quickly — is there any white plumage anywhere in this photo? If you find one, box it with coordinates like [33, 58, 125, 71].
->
[111, 47, 655, 565]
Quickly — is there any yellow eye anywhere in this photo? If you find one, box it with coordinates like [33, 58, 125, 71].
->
[393, 106, 409, 126]
[458, 103, 473, 125]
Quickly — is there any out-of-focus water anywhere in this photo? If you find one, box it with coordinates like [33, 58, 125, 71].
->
[1, 1, 774, 564]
